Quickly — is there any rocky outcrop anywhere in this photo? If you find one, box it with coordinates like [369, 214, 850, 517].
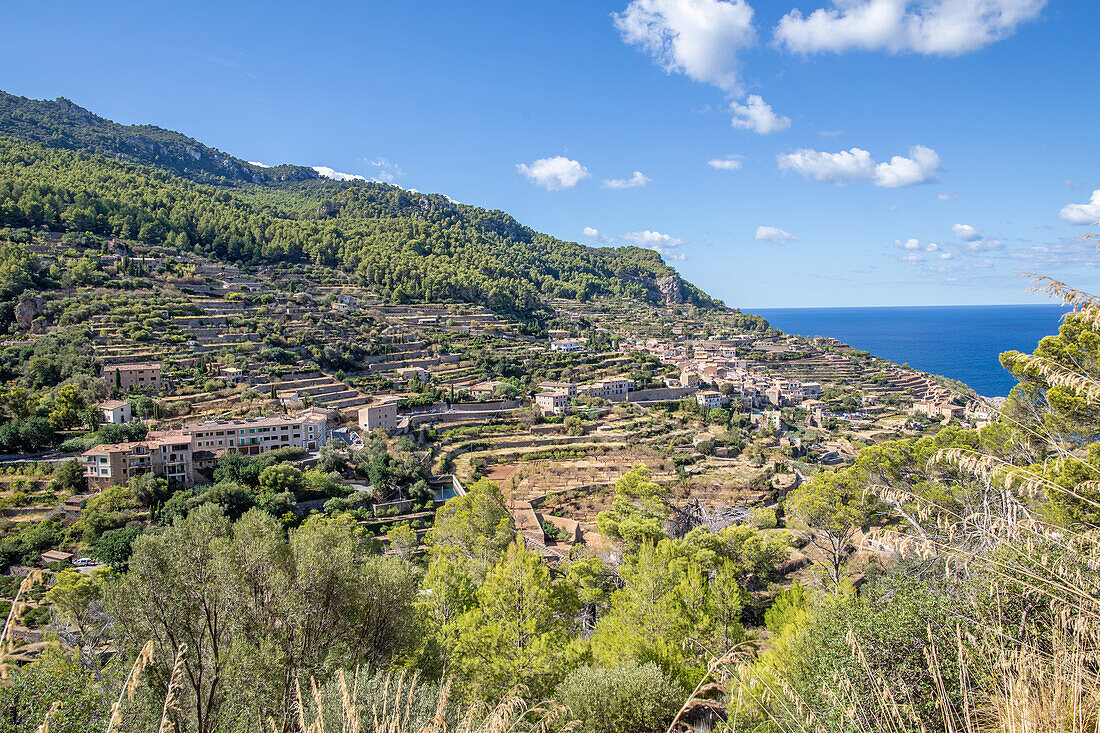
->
[657, 274, 684, 306]
[14, 296, 46, 332]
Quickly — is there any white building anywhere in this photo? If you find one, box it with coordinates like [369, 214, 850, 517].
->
[397, 367, 430, 382]
[98, 399, 132, 424]
[695, 391, 724, 410]
[550, 339, 585, 353]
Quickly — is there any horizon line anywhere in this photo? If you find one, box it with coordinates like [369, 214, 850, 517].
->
[742, 302, 1066, 311]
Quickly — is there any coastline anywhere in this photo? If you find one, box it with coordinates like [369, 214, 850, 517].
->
[752, 303, 1066, 398]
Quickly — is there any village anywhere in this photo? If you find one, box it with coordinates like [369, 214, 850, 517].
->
[0, 235, 986, 581]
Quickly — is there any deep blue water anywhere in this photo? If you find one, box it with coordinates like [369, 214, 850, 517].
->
[752, 305, 1068, 398]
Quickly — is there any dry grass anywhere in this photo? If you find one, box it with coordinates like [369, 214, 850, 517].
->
[107, 639, 155, 733]
[1002, 351, 1100, 404]
[35, 701, 61, 733]
[299, 669, 579, 733]
[745, 489, 1100, 732]
[735, 598, 1100, 733]
[158, 643, 188, 733]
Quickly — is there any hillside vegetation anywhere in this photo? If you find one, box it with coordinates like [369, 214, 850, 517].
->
[0, 91, 315, 186]
[0, 136, 727, 323]
[3, 291, 1099, 732]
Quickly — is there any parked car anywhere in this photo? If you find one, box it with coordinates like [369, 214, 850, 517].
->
[73, 557, 97, 567]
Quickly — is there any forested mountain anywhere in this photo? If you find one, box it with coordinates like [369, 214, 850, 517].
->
[0, 136, 734, 323]
[0, 91, 742, 322]
[0, 91, 316, 186]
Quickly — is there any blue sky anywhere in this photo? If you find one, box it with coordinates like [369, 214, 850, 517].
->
[3, 0, 1099, 307]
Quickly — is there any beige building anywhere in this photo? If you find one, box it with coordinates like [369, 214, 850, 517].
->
[468, 380, 503, 399]
[582, 377, 635, 398]
[82, 429, 194, 490]
[680, 371, 701, 387]
[218, 366, 246, 384]
[359, 400, 400, 432]
[537, 381, 578, 398]
[535, 392, 569, 415]
[104, 362, 163, 391]
[910, 401, 965, 422]
[186, 410, 332, 455]
[82, 409, 333, 489]
[105, 363, 163, 391]
[98, 399, 132, 424]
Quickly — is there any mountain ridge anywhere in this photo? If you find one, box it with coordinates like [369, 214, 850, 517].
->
[0, 90, 318, 186]
[0, 90, 763, 327]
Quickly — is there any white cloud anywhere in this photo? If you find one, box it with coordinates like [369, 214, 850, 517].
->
[613, 0, 756, 94]
[777, 147, 874, 184]
[755, 226, 800, 244]
[363, 157, 403, 183]
[622, 229, 686, 260]
[774, 0, 1048, 56]
[951, 223, 983, 241]
[603, 171, 652, 189]
[582, 226, 614, 244]
[312, 166, 366, 181]
[937, 191, 962, 200]
[1059, 190, 1100, 225]
[622, 230, 685, 247]
[707, 155, 744, 170]
[894, 238, 941, 252]
[1007, 238, 1100, 267]
[730, 95, 791, 134]
[777, 145, 940, 187]
[516, 156, 590, 190]
[902, 252, 925, 264]
[248, 161, 270, 168]
[872, 145, 940, 187]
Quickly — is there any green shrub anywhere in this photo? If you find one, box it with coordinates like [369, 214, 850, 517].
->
[554, 661, 683, 733]
[751, 506, 778, 529]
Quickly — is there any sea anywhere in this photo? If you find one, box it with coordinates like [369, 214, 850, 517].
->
[751, 304, 1069, 398]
